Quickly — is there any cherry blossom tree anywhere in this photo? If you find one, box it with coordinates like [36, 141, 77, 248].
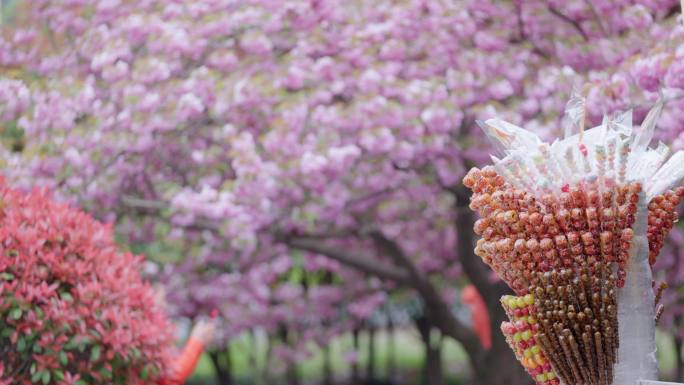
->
[2, 1, 684, 385]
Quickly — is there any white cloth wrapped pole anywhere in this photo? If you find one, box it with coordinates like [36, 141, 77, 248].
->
[614, 192, 658, 384]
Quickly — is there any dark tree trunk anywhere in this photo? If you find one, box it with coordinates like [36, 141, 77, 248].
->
[366, 324, 377, 383]
[208, 346, 233, 385]
[454, 187, 533, 385]
[323, 344, 333, 385]
[425, 341, 443, 385]
[262, 334, 275, 385]
[387, 316, 397, 383]
[287, 363, 300, 385]
[287, 186, 533, 385]
[352, 328, 361, 384]
[676, 335, 684, 382]
[279, 325, 300, 385]
[467, 328, 530, 385]
[675, 316, 684, 382]
[248, 330, 259, 384]
[416, 315, 444, 385]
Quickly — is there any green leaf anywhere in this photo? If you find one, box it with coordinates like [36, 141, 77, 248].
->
[41, 370, 50, 385]
[140, 366, 149, 380]
[60, 292, 74, 302]
[59, 351, 68, 366]
[131, 347, 141, 359]
[99, 367, 112, 379]
[31, 370, 42, 383]
[54, 370, 64, 381]
[90, 345, 101, 362]
[74, 380, 87, 385]
[0, 272, 14, 280]
[288, 266, 303, 284]
[11, 307, 22, 320]
[76, 336, 92, 353]
[17, 336, 26, 352]
[64, 339, 77, 350]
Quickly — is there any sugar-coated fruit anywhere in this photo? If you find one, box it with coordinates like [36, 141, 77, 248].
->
[508, 296, 518, 309]
[516, 297, 526, 308]
[522, 330, 532, 341]
[531, 345, 541, 354]
[524, 294, 534, 305]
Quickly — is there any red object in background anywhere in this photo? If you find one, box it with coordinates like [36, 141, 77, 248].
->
[154, 339, 205, 385]
[210, 309, 219, 319]
[461, 285, 492, 349]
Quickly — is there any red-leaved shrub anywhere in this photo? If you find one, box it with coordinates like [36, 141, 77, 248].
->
[0, 178, 174, 385]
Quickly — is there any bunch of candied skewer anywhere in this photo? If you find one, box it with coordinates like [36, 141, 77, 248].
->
[648, 190, 682, 265]
[465, 165, 682, 385]
[463, 96, 684, 385]
[465, 166, 650, 292]
[532, 265, 618, 385]
[501, 293, 559, 385]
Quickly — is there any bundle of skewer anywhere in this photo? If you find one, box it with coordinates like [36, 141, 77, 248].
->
[500, 293, 559, 385]
[532, 266, 617, 385]
[463, 96, 684, 385]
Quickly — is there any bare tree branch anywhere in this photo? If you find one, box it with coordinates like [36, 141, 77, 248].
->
[120, 192, 485, 359]
[367, 230, 422, 278]
[548, 5, 589, 41]
[121, 195, 167, 210]
[583, 0, 608, 36]
[512, 1, 551, 59]
[344, 187, 397, 210]
[367, 229, 483, 355]
[452, 185, 510, 307]
[120, 195, 221, 232]
[287, 237, 412, 285]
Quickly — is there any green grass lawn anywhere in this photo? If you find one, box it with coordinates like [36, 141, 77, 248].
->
[189, 328, 469, 384]
[657, 330, 678, 381]
[188, 328, 682, 384]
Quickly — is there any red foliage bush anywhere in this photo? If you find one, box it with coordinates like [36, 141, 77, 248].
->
[0, 178, 174, 385]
